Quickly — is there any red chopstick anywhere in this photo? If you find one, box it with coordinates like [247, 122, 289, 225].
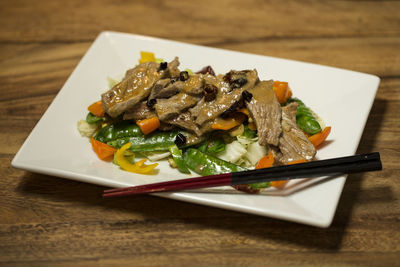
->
[103, 152, 382, 197]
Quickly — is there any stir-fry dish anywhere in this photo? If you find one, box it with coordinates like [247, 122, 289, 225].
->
[78, 51, 331, 193]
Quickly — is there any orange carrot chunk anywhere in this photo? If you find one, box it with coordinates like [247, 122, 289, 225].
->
[136, 116, 160, 135]
[88, 101, 105, 117]
[255, 151, 274, 169]
[211, 113, 246, 131]
[91, 138, 116, 161]
[273, 81, 291, 104]
[308, 126, 332, 148]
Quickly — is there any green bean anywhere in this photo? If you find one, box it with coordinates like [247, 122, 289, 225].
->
[288, 97, 322, 135]
[94, 121, 143, 143]
[109, 131, 180, 152]
[197, 137, 226, 155]
[296, 116, 322, 135]
[169, 145, 190, 174]
[86, 112, 104, 124]
[249, 182, 270, 189]
[183, 148, 245, 176]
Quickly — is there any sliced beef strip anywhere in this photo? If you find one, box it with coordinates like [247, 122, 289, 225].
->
[277, 103, 316, 163]
[245, 80, 282, 146]
[102, 58, 180, 118]
[149, 73, 206, 101]
[195, 70, 258, 125]
[180, 74, 205, 95]
[163, 111, 202, 136]
[123, 101, 156, 121]
[155, 92, 202, 121]
[148, 79, 172, 100]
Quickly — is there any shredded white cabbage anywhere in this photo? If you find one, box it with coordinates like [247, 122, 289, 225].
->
[107, 75, 123, 89]
[77, 120, 99, 137]
[217, 140, 247, 164]
[142, 151, 171, 162]
[245, 141, 268, 165]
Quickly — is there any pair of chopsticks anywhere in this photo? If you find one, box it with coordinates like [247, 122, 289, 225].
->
[103, 152, 382, 198]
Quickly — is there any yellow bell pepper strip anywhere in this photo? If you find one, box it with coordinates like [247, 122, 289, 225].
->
[308, 126, 332, 148]
[88, 100, 105, 117]
[115, 143, 158, 174]
[139, 51, 156, 64]
[136, 116, 160, 135]
[91, 138, 116, 161]
[211, 113, 246, 131]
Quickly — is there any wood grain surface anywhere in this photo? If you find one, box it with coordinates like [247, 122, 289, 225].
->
[1, 0, 399, 266]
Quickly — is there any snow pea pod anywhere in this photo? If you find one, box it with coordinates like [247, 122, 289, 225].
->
[197, 137, 226, 155]
[288, 97, 322, 135]
[86, 112, 104, 124]
[94, 121, 143, 143]
[109, 131, 180, 152]
[169, 144, 190, 174]
[183, 148, 246, 176]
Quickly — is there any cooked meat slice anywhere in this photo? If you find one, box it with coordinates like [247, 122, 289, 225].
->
[180, 74, 205, 95]
[245, 80, 282, 146]
[189, 98, 205, 119]
[102, 58, 181, 118]
[155, 92, 201, 121]
[125, 57, 180, 78]
[158, 123, 175, 131]
[123, 101, 156, 121]
[163, 111, 202, 136]
[101, 61, 161, 117]
[165, 57, 181, 78]
[278, 103, 316, 163]
[148, 79, 174, 100]
[149, 73, 206, 101]
[195, 70, 258, 125]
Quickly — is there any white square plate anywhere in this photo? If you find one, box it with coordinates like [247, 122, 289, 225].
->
[12, 31, 380, 227]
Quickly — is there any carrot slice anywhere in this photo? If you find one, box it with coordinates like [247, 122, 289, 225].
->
[91, 138, 116, 161]
[88, 101, 105, 117]
[211, 113, 246, 131]
[136, 116, 160, 135]
[255, 151, 274, 169]
[273, 81, 291, 104]
[308, 126, 332, 148]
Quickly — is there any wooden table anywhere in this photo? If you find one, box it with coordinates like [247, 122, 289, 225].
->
[1, 1, 399, 266]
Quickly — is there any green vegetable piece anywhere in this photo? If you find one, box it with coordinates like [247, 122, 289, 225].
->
[288, 97, 322, 135]
[207, 138, 226, 154]
[183, 148, 246, 176]
[296, 106, 313, 117]
[242, 123, 257, 138]
[169, 145, 191, 174]
[109, 131, 180, 152]
[249, 182, 271, 189]
[197, 140, 209, 153]
[296, 116, 322, 135]
[86, 112, 103, 124]
[197, 138, 226, 155]
[94, 121, 143, 143]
